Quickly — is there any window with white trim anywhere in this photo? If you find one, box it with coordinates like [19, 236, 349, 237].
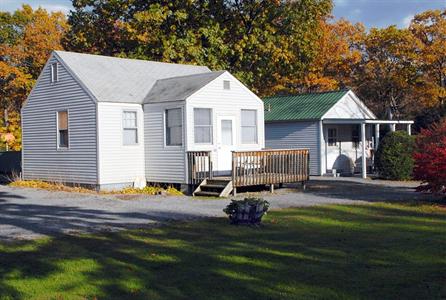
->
[123, 111, 138, 145]
[51, 63, 58, 83]
[328, 128, 337, 146]
[241, 109, 257, 144]
[223, 80, 230, 90]
[57, 110, 68, 148]
[194, 108, 212, 144]
[165, 108, 182, 146]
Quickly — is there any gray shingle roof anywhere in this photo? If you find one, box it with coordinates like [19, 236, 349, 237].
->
[54, 51, 211, 104]
[144, 71, 226, 103]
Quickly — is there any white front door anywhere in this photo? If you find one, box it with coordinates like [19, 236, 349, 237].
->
[216, 116, 235, 174]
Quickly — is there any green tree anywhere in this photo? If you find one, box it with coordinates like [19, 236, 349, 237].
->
[64, 0, 332, 96]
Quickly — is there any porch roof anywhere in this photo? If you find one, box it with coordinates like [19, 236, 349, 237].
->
[263, 90, 348, 122]
[322, 119, 414, 124]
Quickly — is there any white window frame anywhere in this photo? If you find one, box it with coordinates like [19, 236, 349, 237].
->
[327, 128, 338, 146]
[122, 110, 139, 146]
[223, 80, 230, 90]
[56, 110, 69, 150]
[51, 63, 58, 83]
[241, 109, 258, 144]
[194, 107, 213, 145]
[164, 107, 183, 147]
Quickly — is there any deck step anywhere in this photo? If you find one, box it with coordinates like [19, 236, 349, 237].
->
[194, 191, 221, 197]
[192, 179, 233, 197]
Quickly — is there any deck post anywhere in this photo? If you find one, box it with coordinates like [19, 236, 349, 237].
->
[361, 122, 367, 179]
[232, 187, 237, 196]
[406, 123, 412, 135]
[270, 184, 274, 193]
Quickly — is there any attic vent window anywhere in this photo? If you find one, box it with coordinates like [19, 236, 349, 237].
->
[223, 80, 230, 90]
[51, 63, 58, 83]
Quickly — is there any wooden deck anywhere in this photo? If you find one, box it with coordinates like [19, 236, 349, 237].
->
[188, 149, 310, 194]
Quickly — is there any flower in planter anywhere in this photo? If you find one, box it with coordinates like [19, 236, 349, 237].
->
[223, 197, 270, 225]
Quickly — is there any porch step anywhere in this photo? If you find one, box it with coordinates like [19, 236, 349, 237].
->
[193, 179, 233, 197]
[193, 191, 221, 197]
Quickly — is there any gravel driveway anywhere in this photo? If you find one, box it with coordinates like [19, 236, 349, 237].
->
[0, 177, 433, 241]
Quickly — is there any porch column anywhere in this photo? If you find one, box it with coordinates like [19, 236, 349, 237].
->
[361, 122, 367, 179]
[374, 123, 380, 150]
[390, 123, 396, 132]
[407, 123, 412, 135]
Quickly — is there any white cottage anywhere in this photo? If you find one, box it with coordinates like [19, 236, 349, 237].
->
[22, 51, 265, 192]
[264, 90, 413, 178]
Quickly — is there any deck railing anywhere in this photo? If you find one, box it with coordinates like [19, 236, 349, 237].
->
[187, 151, 213, 185]
[232, 149, 309, 187]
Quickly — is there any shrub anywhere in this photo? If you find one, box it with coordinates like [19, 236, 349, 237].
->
[223, 197, 269, 225]
[413, 119, 446, 195]
[375, 131, 415, 180]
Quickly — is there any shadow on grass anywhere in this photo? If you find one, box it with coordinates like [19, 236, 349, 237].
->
[0, 203, 445, 299]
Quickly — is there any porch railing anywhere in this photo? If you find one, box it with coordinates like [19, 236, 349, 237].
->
[187, 151, 213, 185]
[232, 149, 310, 187]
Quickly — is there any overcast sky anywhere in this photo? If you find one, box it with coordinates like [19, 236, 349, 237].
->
[1, 0, 445, 28]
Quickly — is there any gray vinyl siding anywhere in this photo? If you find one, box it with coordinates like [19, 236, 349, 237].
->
[22, 56, 98, 184]
[265, 121, 320, 175]
[144, 102, 186, 184]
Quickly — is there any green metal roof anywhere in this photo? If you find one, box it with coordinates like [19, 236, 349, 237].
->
[263, 90, 348, 122]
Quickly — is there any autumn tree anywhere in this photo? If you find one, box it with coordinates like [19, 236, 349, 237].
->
[0, 5, 68, 150]
[64, 0, 332, 96]
[353, 26, 421, 119]
[296, 18, 365, 93]
[410, 10, 446, 109]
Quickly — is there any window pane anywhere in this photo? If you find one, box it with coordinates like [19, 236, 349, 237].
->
[221, 120, 233, 145]
[167, 126, 182, 145]
[241, 110, 257, 144]
[195, 127, 211, 144]
[242, 127, 256, 144]
[51, 63, 58, 82]
[223, 80, 230, 90]
[166, 108, 182, 146]
[123, 128, 137, 145]
[123, 111, 137, 128]
[59, 130, 68, 147]
[167, 108, 182, 127]
[58, 111, 68, 130]
[241, 110, 256, 126]
[194, 108, 211, 126]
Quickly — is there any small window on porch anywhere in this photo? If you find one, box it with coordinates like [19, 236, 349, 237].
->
[327, 128, 337, 146]
[194, 108, 212, 144]
[241, 109, 257, 144]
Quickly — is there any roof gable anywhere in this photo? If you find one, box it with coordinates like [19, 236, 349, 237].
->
[263, 90, 348, 122]
[322, 91, 376, 120]
[54, 51, 211, 104]
[144, 71, 226, 103]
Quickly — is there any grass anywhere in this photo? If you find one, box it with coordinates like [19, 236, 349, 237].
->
[0, 202, 445, 300]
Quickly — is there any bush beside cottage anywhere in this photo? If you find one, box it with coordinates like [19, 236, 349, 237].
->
[375, 131, 415, 180]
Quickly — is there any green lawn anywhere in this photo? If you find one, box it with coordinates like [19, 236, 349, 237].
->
[0, 203, 445, 300]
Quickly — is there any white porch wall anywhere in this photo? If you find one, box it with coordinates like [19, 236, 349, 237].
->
[98, 102, 145, 185]
[186, 72, 264, 171]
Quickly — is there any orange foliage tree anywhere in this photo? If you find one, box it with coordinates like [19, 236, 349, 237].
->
[0, 5, 68, 150]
